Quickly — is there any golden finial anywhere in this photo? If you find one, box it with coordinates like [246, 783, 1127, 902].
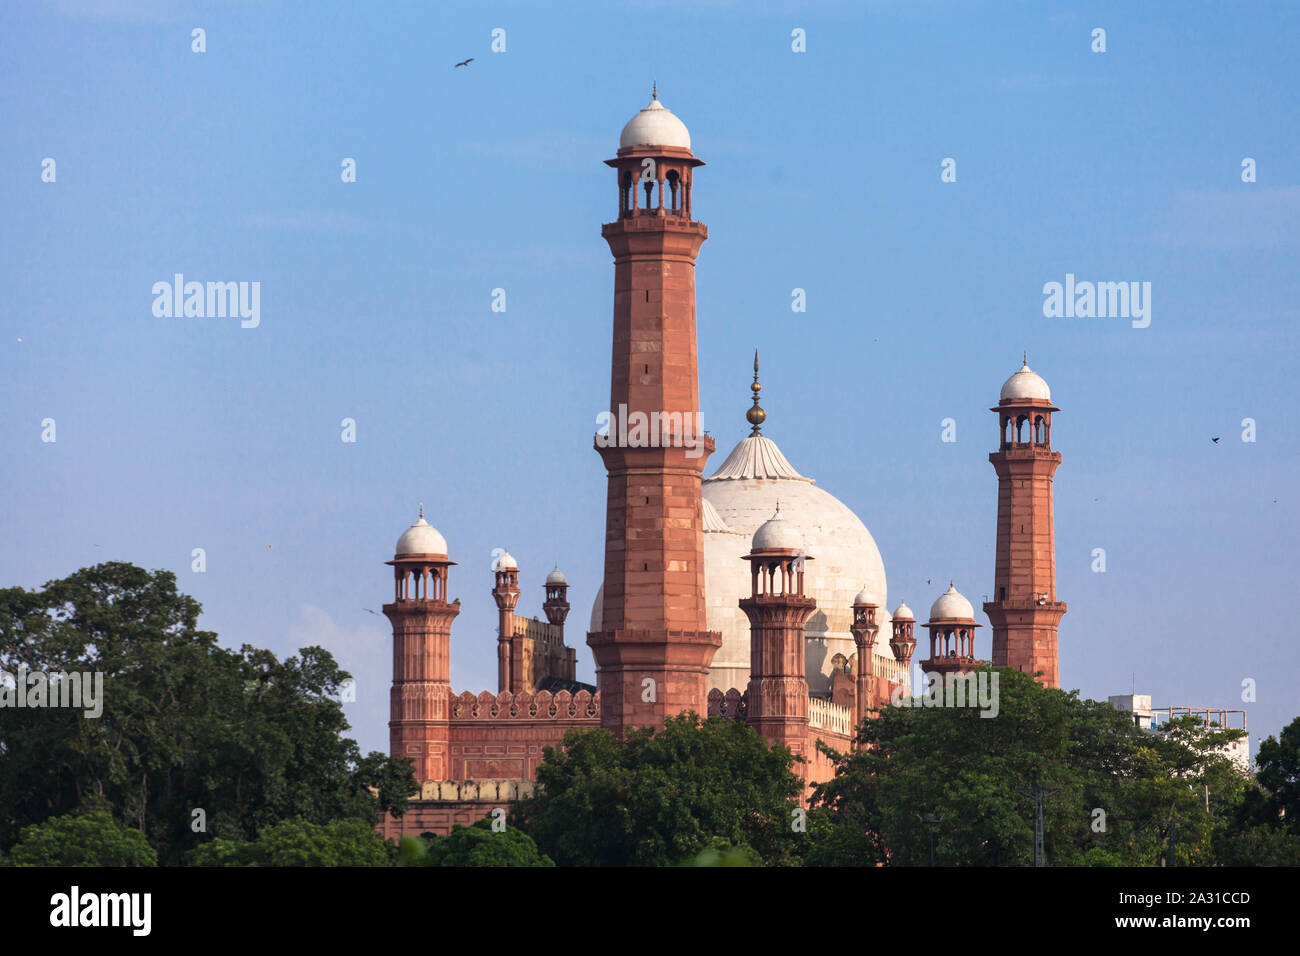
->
[1023, 350, 1028, 366]
[418, 502, 424, 520]
[652, 80, 657, 100]
[746, 349, 766, 435]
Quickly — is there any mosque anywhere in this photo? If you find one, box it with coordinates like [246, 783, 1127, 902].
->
[377, 92, 1065, 838]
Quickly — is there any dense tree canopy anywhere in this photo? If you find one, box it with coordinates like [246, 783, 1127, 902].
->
[511, 713, 807, 866]
[397, 818, 554, 867]
[185, 818, 390, 866]
[0, 563, 417, 865]
[809, 667, 1254, 866]
[7, 808, 157, 867]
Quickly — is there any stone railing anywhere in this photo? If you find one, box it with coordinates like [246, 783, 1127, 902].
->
[450, 688, 599, 720]
[873, 653, 911, 693]
[414, 779, 535, 801]
[707, 687, 748, 720]
[808, 696, 852, 736]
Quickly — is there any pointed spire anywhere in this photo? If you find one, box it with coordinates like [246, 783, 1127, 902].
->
[746, 349, 766, 435]
[652, 79, 658, 100]
[418, 502, 424, 520]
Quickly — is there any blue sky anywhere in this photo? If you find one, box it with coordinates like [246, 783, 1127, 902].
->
[2, 0, 1297, 757]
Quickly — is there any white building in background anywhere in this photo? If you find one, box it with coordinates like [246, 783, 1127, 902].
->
[1110, 694, 1249, 772]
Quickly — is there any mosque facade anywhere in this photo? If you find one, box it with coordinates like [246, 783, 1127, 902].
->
[377, 94, 1065, 839]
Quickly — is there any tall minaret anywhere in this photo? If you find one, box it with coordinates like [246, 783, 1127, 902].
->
[849, 588, 881, 728]
[588, 88, 721, 735]
[384, 508, 459, 782]
[982, 358, 1066, 687]
[491, 550, 520, 693]
[740, 507, 815, 764]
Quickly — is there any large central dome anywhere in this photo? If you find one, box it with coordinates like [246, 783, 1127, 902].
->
[589, 398, 894, 697]
[699, 431, 892, 696]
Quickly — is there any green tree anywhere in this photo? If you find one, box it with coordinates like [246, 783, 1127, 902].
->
[1214, 715, 1300, 865]
[397, 818, 554, 867]
[0, 563, 417, 864]
[186, 818, 389, 866]
[511, 712, 805, 866]
[8, 809, 157, 867]
[810, 668, 1250, 866]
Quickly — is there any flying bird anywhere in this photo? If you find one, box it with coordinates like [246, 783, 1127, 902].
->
[362, 608, 380, 616]
[1211, 437, 1221, 444]
[455, 57, 474, 68]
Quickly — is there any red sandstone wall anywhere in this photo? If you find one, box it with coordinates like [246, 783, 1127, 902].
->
[379, 800, 502, 841]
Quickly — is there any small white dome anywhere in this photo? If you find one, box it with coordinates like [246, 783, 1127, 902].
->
[395, 515, 447, 556]
[1000, 359, 1051, 401]
[545, 567, 567, 586]
[752, 505, 803, 551]
[892, 601, 914, 621]
[853, 587, 878, 606]
[619, 95, 691, 150]
[929, 582, 975, 621]
[493, 551, 518, 572]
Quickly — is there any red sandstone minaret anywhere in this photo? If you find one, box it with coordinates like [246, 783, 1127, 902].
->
[587, 88, 721, 735]
[383, 508, 459, 782]
[983, 358, 1066, 687]
[922, 583, 983, 678]
[491, 550, 521, 693]
[739, 507, 815, 764]
[849, 588, 881, 727]
[889, 602, 918, 674]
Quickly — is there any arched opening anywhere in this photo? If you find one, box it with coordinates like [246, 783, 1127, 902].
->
[666, 169, 680, 211]
[620, 171, 632, 216]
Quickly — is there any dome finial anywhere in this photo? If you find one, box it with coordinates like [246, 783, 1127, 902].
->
[1023, 350, 1028, 367]
[746, 349, 766, 435]
[418, 502, 424, 520]
[652, 79, 657, 100]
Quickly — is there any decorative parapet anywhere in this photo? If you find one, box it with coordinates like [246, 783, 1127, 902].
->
[873, 653, 911, 694]
[707, 687, 748, 720]
[808, 696, 852, 736]
[450, 688, 599, 720]
[414, 779, 536, 802]
[512, 615, 565, 649]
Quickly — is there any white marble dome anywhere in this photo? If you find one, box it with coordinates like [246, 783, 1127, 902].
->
[590, 429, 894, 691]
[588, 430, 893, 697]
[619, 95, 691, 150]
[752, 505, 802, 551]
[395, 514, 447, 556]
[700, 433, 892, 695]
[1000, 359, 1051, 402]
[928, 582, 975, 621]
[853, 587, 878, 606]
[892, 601, 914, 621]
[545, 566, 567, 586]
[492, 550, 518, 572]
